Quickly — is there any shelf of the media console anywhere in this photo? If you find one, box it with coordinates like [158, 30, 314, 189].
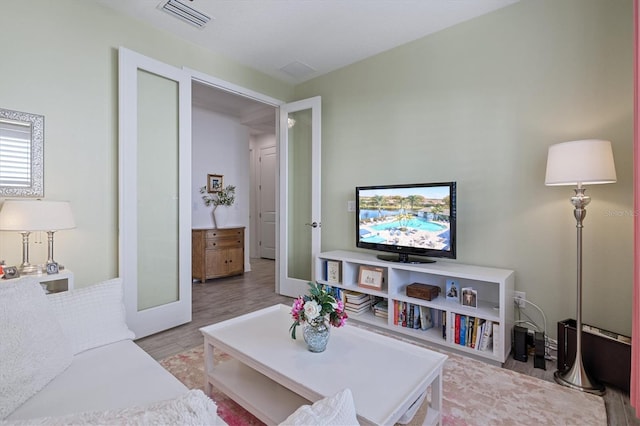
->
[318, 280, 500, 322]
[348, 310, 498, 360]
[397, 295, 501, 323]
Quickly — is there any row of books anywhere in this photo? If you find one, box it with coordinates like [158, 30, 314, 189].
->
[322, 287, 500, 356]
[372, 299, 388, 319]
[343, 290, 371, 314]
[342, 290, 389, 319]
[449, 313, 498, 354]
[393, 301, 444, 332]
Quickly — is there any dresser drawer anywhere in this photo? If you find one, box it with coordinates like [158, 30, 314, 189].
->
[205, 228, 243, 239]
[205, 238, 242, 249]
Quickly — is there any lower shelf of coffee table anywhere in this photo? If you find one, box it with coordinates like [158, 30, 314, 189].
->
[208, 358, 441, 426]
[208, 359, 310, 425]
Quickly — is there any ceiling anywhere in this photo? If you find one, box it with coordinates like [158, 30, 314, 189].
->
[95, 0, 519, 85]
[96, 0, 518, 135]
[192, 82, 278, 135]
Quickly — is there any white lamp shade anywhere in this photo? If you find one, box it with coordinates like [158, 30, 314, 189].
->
[0, 200, 76, 231]
[545, 139, 617, 186]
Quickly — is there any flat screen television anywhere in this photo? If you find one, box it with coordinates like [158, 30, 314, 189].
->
[355, 182, 456, 263]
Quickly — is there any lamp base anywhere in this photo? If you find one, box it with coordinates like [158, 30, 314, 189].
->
[554, 368, 605, 396]
[18, 264, 42, 275]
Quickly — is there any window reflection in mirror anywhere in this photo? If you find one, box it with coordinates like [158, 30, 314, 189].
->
[0, 108, 44, 197]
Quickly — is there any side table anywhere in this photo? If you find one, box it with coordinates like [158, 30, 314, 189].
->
[7, 270, 75, 293]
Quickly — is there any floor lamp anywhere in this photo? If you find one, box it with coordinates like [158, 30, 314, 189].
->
[0, 200, 75, 274]
[545, 139, 617, 395]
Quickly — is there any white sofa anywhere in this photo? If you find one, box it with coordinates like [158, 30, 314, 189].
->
[0, 277, 225, 425]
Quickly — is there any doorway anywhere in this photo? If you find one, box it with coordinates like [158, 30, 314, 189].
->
[191, 81, 278, 271]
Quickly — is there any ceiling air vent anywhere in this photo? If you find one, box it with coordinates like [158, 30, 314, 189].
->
[159, 0, 211, 28]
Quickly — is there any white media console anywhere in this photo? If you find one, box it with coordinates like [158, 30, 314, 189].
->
[315, 250, 515, 364]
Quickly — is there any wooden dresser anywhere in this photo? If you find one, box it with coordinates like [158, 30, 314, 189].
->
[192, 227, 245, 282]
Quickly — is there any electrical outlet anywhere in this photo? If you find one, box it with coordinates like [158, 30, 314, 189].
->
[347, 200, 355, 212]
[514, 291, 526, 308]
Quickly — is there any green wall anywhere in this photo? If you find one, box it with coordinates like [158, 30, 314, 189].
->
[0, 0, 633, 339]
[0, 0, 294, 287]
[295, 0, 634, 337]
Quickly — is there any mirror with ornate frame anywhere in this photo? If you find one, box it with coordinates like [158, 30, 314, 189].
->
[0, 108, 44, 197]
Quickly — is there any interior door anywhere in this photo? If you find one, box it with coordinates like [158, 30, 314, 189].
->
[278, 97, 321, 297]
[259, 145, 276, 259]
[118, 47, 192, 338]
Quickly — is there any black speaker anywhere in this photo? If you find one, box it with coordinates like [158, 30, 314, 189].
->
[534, 331, 546, 370]
[513, 325, 528, 362]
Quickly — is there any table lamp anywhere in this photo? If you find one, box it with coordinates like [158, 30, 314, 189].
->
[545, 139, 616, 395]
[0, 200, 75, 273]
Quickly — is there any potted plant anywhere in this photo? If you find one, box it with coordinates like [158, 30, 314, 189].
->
[200, 185, 236, 228]
[289, 282, 348, 352]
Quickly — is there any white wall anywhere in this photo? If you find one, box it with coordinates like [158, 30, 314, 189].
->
[191, 106, 251, 271]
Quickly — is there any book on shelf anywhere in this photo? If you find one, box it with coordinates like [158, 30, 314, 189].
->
[372, 299, 388, 310]
[466, 316, 475, 347]
[419, 306, 433, 331]
[344, 290, 369, 302]
[393, 300, 399, 325]
[492, 322, 500, 356]
[411, 304, 420, 329]
[442, 311, 447, 340]
[326, 260, 341, 283]
[407, 303, 414, 328]
[401, 302, 407, 327]
[320, 285, 344, 304]
[479, 320, 493, 351]
[373, 301, 389, 319]
[345, 298, 371, 308]
[460, 315, 467, 346]
[473, 319, 485, 349]
[344, 303, 370, 314]
[451, 313, 457, 344]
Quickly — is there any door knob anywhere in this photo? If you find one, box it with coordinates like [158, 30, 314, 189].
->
[305, 222, 320, 228]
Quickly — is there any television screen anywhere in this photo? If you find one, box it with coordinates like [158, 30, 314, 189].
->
[356, 182, 456, 263]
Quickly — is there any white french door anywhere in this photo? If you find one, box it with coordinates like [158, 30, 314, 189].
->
[278, 97, 322, 297]
[118, 48, 192, 338]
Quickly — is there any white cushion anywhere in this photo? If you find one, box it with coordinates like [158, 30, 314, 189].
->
[47, 278, 135, 355]
[7, 389, 222, 425]
[6, 340, 188, 421]
[0, 280, 73, 419]
[279, 388, 359, 426]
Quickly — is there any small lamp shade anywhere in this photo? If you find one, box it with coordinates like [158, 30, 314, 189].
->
[0, 200, 75, 231]
[545, 139, 617, 186]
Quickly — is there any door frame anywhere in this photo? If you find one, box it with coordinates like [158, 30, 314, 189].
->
[185, 69, 323, 297]
[185, 67, 285, 291]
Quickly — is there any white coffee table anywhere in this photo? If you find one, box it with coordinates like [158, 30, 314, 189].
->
[200, 304, 447, 425]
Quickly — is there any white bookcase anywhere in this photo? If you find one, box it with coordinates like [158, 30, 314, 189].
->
[315, 250, 515, 364]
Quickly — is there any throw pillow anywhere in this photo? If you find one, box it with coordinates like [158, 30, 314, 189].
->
[47, 278, 135, 355]
[0, 280, 73, 419]
[279, 388, 359, 426]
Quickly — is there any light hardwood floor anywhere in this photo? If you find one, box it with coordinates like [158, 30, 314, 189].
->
[136, 258, 638, 426]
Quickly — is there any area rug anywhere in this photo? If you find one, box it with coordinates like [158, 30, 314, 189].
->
[160, 335, 606, 426]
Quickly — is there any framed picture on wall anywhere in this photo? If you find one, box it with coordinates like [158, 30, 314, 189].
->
[207, 174, 223, 193]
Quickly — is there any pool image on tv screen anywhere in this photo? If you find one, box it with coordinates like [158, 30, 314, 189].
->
[357, 184, 453, 254]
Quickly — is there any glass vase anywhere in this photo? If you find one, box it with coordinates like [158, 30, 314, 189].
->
[303, 317, 330, 352]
